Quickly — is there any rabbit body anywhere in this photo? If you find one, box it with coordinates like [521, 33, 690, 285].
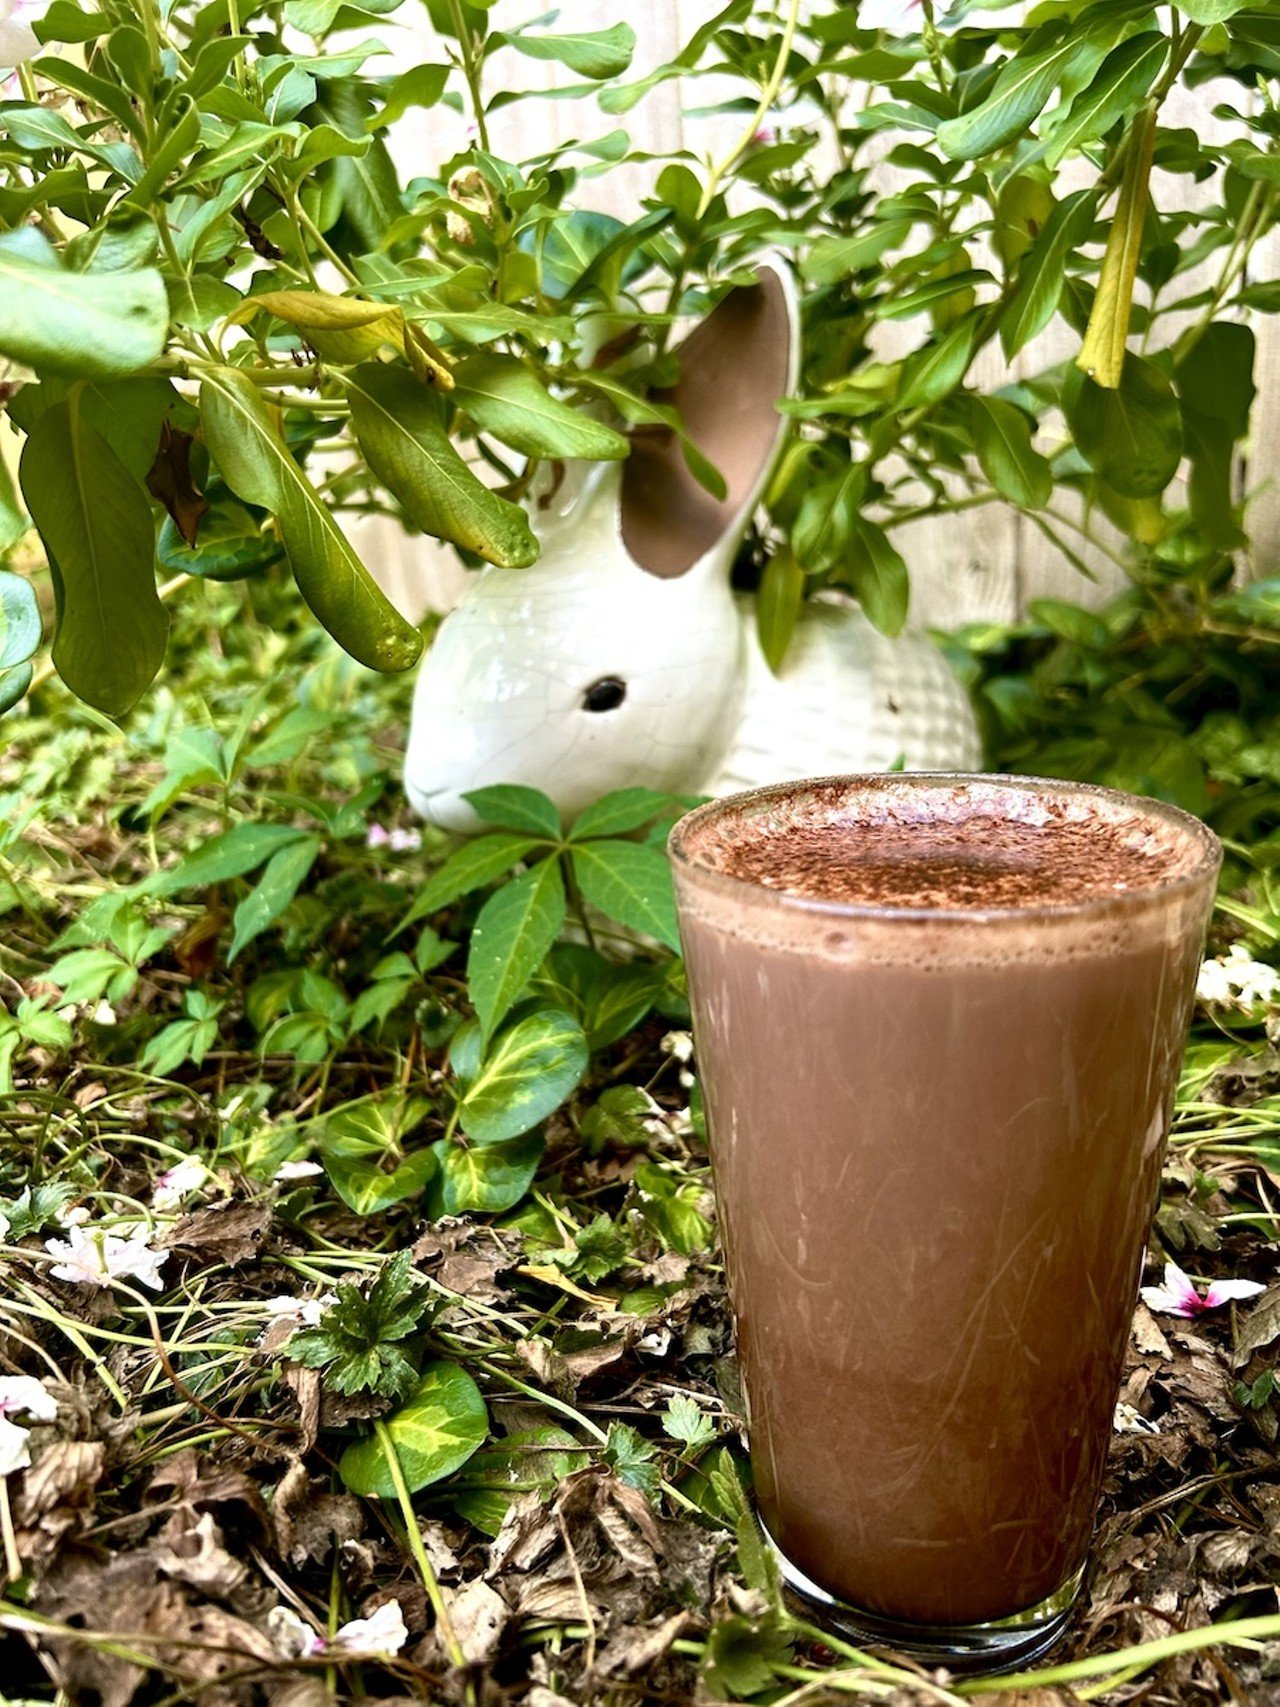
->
[709, 593, 982, 797]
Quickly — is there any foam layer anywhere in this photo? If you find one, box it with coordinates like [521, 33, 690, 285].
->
[669, 776, 1221, 967]
[677, 776, 1212, 911]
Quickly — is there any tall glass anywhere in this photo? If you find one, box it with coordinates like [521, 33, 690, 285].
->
[669, 775, 1220, 1670]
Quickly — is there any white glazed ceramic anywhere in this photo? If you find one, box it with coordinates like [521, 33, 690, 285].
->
[404, 261, 982, 834]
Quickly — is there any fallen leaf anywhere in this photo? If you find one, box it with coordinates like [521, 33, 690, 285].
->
[443, 1577, 509, 1666]
[160, 1197, 272, 1266]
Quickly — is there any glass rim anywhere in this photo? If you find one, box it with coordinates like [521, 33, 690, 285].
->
[667, 772, 1223, 926]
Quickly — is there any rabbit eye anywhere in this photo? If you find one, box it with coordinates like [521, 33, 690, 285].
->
[581, 676, 627, 713]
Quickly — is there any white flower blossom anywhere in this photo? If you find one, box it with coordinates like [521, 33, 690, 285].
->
[0, 1378, 57, 1423]
[1114, 1401, 1159, 1436]
[0, 1376, 58, 1477]
[0, 0, 43, 68]
[261, 1293, 337, 1337]
[660, 1031, 694, 1065]
[1196, 945, 1280, 1009]
[330, 1600, 408, 1656]
[153, 1158, 207, 1212]
[267, 1598, 407, 1660]
[90, 1000, 117, 1027]
[45, 1223, 167, 1291]
[274, 1159, 323, 1183]
[0, 1416, 33, 1475]
[55, 1204, 91, 1227]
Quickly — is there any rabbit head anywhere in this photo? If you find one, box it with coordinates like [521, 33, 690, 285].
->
[404, 261, 799, 835]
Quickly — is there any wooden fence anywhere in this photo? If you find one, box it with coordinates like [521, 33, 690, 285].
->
[356, 1, 1280, 633]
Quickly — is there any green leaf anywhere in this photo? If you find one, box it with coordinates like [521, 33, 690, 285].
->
[937, 33, 1108, 160]
[372, 62, 451, 128]
[756, 549, 804, 674]
[568, 788, 685, 842]
[229, 835, 321, 960]
[147, 822, 310, 894]
[318, 1094, 437, 1215]
[803, 221, 912, 286]
[1177, 323, 1255, 548]
[19, 398, 166, 718]
[464, 784, 562, 838]
[233, 288, 404, 363]
[1067, 355, 1183, 499]
[1179, 0, 1249, 19]
[570, 840, 680, 951]
[467, 860, 567, 1040]
[200, 367, 422, 672]
[1039, 32, 1167, 169]
[339, 1362, 488, 1497]
[346, 363, 537, 569]
[429, 1129, 543, 1214]
[663, 1393, 717, 1450]
[896, 316, 978, 410]
[845, 518, 909, 636]
[451, 355, 628, 461]
[400, 833, 545, 928]
[603, 1421, 659, 1496]
[0, 228, 167, 378]
[1000, 190, 1096, 359]
[971, 397, 1052, 510]
[458, 1008, 588, 1144]
[0, 571, 41, 673]
[1077, 105, 1156, 388]
[503, 22, 635, 79]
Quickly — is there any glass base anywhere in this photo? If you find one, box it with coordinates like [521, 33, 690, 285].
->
[763, 1521, 1084, 1675]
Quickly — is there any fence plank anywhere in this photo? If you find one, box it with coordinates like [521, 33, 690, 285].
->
[359, 3, 1275, 630]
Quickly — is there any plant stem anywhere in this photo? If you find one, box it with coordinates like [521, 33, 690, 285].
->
[696, 0, 802, 219]
[371, 1417, 467, 1671]
[448, 0, 490, 154]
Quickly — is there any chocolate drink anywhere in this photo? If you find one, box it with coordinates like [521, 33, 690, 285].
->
[671, 777, 1219, 1632]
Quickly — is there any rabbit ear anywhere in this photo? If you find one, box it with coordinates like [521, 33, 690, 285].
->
[621, 258, 798, 581]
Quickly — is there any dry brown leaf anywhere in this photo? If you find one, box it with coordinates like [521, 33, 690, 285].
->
[444, 1577, 509, 1666]
[160, 1197, 272, 1266]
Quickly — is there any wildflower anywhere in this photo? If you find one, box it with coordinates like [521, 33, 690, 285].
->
[331, 1600, 409, 1656]
[274, 1158, 323, 1183]
[0, 0, 43, 67]
[267, 1605, 326, 1659]
[45, 1223, 167, 1291]
[55, 1204, 91, 1227]
[660, 1030, 694, 1065]
[366, 823, 421, 853]
[1140, 1259, 1266, 1320]
[267, 1598, 408, 1659]
[90, 1000, 117, 1026]
[153, 1158, 207, 1212]
[0, 1376, 57, 1476]
[1196, 945, 1280, 1010]
[262, 1293, 337, 1337]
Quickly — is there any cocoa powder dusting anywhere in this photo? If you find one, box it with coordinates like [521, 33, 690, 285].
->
[693, 779, 1204, 910]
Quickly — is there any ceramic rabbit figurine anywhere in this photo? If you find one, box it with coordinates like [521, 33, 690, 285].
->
[404, 261, 982, 834]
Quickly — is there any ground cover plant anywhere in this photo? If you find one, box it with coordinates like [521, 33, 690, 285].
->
[2, 0, 1280, 1702]
[0, 566, 1276, 1706]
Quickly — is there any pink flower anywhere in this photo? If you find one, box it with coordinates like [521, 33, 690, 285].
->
[0, 1376, 57, 1476]
[268, 1598, 407, 1659]
[0, 0, 45, 67]
[367, 823, 391, 848]
[1140, 1260, 1266, 1320]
